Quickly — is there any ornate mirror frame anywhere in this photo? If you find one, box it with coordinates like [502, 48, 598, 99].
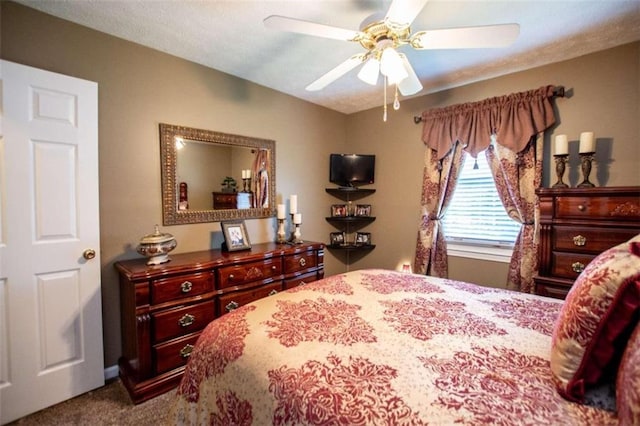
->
[160, 123, 276, 225]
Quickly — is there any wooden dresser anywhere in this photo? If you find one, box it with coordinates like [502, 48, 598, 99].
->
[534, 186, 639, 299]
[115, 241, 324, 403]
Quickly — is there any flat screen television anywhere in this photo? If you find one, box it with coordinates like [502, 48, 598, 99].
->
[329, 153, 375, 188]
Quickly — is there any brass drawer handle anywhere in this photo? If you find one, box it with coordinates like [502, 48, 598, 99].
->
[572, 262, 585, 274]
[178, 313, 195, 327]
[228, 274, 235, 280]
[573, 235, 586, 246]
[271, 265, 277, 271]
[180, 344, 194, 358]
[225, 301, 239, 312]
[299, 258, 306, 267]
[268, 289, 278, 296]
[180, 281, 193, 293]
[577, 204, 586, 212]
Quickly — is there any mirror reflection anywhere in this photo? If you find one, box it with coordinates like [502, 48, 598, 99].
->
[160, 123, 275, 225]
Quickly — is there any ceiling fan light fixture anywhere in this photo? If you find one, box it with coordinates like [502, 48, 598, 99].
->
[380, 46, 407, 84]
[397, 54, 423, 95]
[357, 57, 380, 86]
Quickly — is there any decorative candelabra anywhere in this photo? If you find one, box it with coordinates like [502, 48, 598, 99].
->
[276, 217, 287, 244]
[552, 154, 569, 188]
[577, 152, 596, 188]
[242, 178, 251, 192]
[289, 213, 302, 244]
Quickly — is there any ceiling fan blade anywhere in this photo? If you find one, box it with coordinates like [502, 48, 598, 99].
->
[306, 54, 366, 91]
[264, 15, 360, 41]
[410, 23, 520, 49]
[385, 0, 429, 29]
[397, 55, 423, 96]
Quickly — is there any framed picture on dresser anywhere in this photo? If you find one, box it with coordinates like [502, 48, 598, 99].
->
[221, 220, 252, 251]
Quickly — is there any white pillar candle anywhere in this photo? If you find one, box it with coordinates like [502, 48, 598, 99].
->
[554, 134, 568, 155]
[290, 195, 297, 214]
[293, 213, 302, 224]
[246, 169, 251, 179]
[241, 170, 247, 179]
[579, 132, 595, 153]
[277, 204, 286, 219]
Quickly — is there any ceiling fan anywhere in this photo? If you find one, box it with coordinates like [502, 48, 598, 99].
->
[264, 0, 519, 120]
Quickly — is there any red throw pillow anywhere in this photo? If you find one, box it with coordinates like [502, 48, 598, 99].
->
[551, 234, 640, 401]
[618, 320, 640, 425]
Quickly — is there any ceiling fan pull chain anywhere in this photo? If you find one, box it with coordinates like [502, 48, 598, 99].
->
[393, 85, 400, 110]
[383, 75, 388, 122]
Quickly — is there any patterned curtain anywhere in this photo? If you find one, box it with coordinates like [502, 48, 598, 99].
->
[414, 85, 559, 291]
[413, 141, 465, 277]
[486, 135, 543, 293]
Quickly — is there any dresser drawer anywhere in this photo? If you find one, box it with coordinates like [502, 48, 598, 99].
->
[152, 300, 215, 343]
[534, 280, 571, 300]
[151, 272, 213, 305]
[284, 251, 317, 273]
[553, 226, 638, 254]
[217, 281, 282, 315]
[555, 195, 640, 220]
[284, 271, 319, 290]
[217, 258, 282, 289]
[154, 333, 201, 375]
[212, 192, 237, 209]
[551, 252, 597, 279]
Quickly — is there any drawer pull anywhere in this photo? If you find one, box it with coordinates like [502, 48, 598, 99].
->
[573, 235, 587, 246]
[577, 204, 586, 212]
[180, 281, 193, 293]
[268, 289, 278, 296]
[572, 262, 585, 274]
[271, 265, 277, 271]
[298, 281, 306, 287]
[178, 313, 195, 327]
[228, 274, 235, 280]
[180, 344, 194, 358]
[299, 258, 307, 267]
[225, 301, 239, 312]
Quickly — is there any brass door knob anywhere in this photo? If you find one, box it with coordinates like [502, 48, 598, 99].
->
[83, 249, 96, 260]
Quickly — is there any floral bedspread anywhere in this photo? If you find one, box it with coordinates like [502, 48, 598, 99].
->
[169, 269, 616, 425]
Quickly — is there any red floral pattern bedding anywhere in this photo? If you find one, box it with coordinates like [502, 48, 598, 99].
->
[169, 269, 617, 425]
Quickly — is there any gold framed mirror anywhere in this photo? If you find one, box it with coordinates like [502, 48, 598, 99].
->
[160, 123, 276, 225]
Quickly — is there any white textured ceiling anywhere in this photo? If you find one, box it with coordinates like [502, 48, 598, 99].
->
[15, 0, 640, 114]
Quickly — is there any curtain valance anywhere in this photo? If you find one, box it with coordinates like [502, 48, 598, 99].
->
[420, 85, 558, 160]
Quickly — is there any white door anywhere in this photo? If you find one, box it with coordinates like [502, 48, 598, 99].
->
[0, 60, 103, 424]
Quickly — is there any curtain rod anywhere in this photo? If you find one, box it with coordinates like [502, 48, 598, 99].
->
[412, 85, 566, 124]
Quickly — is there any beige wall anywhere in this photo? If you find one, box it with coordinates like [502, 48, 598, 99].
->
[2, 1, 639, 367]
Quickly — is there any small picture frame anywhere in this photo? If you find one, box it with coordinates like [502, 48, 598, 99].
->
[355, 204, 371, 217]
[221, 220, 252, 251]
[355, 232, 371, 245]
[330, 231, 346, 246]
[331, 204, 348, 217]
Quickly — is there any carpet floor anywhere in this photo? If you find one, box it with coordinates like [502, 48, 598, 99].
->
[7, 380, 175, 425]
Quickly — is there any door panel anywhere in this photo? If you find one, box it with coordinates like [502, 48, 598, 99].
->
[0, 60, 103, 424]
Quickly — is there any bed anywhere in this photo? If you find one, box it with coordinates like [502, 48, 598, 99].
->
[169, 249, 640, 425]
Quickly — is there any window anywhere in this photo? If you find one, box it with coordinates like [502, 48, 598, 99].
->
[442, 151, 521, 261]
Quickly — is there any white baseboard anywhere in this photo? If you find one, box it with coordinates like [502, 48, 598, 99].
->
[104, 364, 119, 381]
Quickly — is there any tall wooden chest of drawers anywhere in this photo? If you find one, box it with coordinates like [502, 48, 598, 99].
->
[115, 241, 324, 403]
[534, 186, 639, 299]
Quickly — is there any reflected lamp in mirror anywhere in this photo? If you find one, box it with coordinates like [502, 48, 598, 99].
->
[159, 123, 276, 225]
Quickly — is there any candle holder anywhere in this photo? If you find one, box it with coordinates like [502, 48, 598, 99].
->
[290, 223, 303, 245]
[276, 218, 287, 244]
[288, 214, 302, 244]
[578, 152, 596, 188]
[242, 178, 251, 192]
[552, 154, 569, 188]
